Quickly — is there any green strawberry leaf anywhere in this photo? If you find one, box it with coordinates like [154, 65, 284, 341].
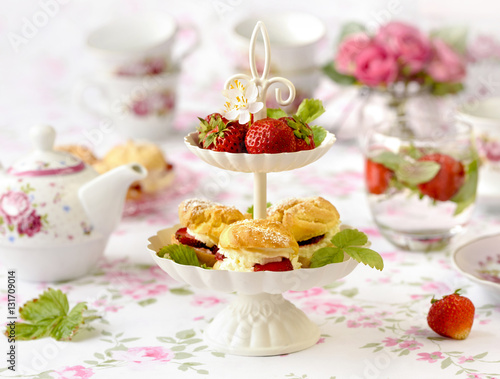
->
[395, 160, 441, 186]
[331, 228, 368, 249]
[309, 246, 345, 268]
[322, 62, 356, 86]
[450, 158, 478, 216]
[267, 108, 288, 119]
[344, 247, 384, 271]
[371, 151, 403, 172]
[295, 99, 326, 124]
[158, 244, 201, 267]
[310, 229, 384, 271]
[5, 288, 97, 341]
[311, 125, 327, 146]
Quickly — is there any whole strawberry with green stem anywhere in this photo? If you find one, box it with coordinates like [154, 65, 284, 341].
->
[245, 117, 296, 154]
[280, 116, 315, 151]
[203, 121, 247, 153]
[427, 289, 475, 340]
[197, 113, 228, 146]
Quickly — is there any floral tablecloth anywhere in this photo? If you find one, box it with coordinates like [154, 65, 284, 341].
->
[2, 1, 500, 378]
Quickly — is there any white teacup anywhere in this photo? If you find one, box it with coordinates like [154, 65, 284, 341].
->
[87, 12, 196, 76]
[231, 12, 327, 73]
[457, 97, 500, 204]
[76, 70, 180, 141]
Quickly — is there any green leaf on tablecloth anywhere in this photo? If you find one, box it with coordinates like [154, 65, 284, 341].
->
[341, 288, 359, 298]
[170, 287, 194, 296]
[211, 351, 225, 357]
[157, 336, 176, 343]
[184, 338, 203, 345]
[197, 370, 209, 375]
[335, 316, 346, 323]
[194, 345, 209, 352]
[178, 365, 188, 372]
[94, 352, 105, 360]
[5, 288, 98, 341]
[84, 360, 98, 365]
[473, 352, 488, 359]
[158, 244, 201, 267]
[374, 346, 384, 352]
[138, 298, 156, 307]
[102, 330, 112, 336]
[399, 349, 410, 356]
[361, 343, 381, 348]
[176, 329, 196, 340]
[427, 336, 447, 341]
[267, 108, 288, 119]
[441, 357, 452, 369]
[175, 352, 194, 359]
[119, 337, 140, 343]
[172, 345, 187, 352]
[311, 125, 327, 146]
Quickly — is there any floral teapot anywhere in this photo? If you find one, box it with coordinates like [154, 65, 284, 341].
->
[0, 125, 147, 282]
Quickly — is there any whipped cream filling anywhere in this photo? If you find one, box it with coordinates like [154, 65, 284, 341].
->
[186, 228, 216, 248]
[215, 247, 301, 272]
[299, 226, 340, 260]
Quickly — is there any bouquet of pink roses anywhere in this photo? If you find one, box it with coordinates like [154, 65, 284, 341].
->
[324, 21, 467, 96]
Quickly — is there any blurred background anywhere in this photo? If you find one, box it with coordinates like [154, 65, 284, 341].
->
[1, 0, 500, 155]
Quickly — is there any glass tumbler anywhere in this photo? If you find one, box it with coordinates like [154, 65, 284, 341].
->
[362, 116, 478, 251]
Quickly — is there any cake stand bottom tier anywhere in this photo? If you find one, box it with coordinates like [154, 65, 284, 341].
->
[205, 293, 320, 356]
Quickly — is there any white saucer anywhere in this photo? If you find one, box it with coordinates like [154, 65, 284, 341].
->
[452, 233, 500, 294]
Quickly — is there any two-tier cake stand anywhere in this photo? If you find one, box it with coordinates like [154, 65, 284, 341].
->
[148, 22, 359, 356]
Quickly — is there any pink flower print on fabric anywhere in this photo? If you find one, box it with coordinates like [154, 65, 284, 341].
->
[303, 300, 347, 315]
[112, 346, 173, 365]
[417, 351, 444, 363]
[54, 365, 94, 379]
[121, 283, 168, 300]
[421, 281, 450, 295]
[286, 287, 327, 300]
[458, 356, 475, 364]
[382, 337, 399, 347]
[399, 340, 423, 350]
[191, 295, 226, 308]
[0, 191, 30, 224]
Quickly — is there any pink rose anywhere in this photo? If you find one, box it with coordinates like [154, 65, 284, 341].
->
[335, 33, 371, 75]
[375, 21, 431, 74]
[16, 210, 42, 237]
[354, 43, 398, 86]
[0, 191, 30, 225]
[427, 39, 466, 83]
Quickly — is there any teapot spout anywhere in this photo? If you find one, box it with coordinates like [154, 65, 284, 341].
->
[79, 163, 147, 237]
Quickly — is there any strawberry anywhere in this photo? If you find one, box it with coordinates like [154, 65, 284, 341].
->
[197, 113, 228, 144]
[280, 116, 315, 151]
[427, 289, 475, 340]
[254, 258, 294, 272]
[417, 153, 465, 201]
[365, 159, 393, 195]
[202, 121, 247, 153]
[174, 227, 206, 248]
[245, 118, 296, 154]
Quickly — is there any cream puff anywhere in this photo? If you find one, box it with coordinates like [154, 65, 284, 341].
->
[267, 196, 341, 268]
[213, 218, 300, 272]
[172, 199, 247, 267]
[93, 140, 174, 200]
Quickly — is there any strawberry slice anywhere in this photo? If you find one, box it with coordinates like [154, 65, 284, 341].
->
[254, 258, 294, 272]
[365, 159, 393, 195]
[417, 153, 465, 201]
[174, 227, 206, 249]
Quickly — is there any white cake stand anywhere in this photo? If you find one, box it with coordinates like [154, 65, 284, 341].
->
[147, 22, 357, 356]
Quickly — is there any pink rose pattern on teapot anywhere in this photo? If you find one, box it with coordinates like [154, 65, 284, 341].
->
[0, 189, 47, 239]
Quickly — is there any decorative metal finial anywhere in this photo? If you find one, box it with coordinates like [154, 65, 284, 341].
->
[224, 21, 296, 121]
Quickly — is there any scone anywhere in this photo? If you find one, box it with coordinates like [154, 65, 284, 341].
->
[267, 196, 341, 268]
[55, 145, 99, 165]
[94, 140, 174, 200]
[172, 199, 246, 267]
[213, 219, 300, 272]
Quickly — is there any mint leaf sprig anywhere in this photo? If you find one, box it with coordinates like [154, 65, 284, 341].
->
[158, 244, 211, 269]
[4, 288, 99, 341]
[267, 98, 328, 146]
[310, 229, 384, 271]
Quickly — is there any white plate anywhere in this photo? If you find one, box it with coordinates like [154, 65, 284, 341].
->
[452, 233, 500, 293]
[147, 224, 358, 295]
[184, 131, 336, 173]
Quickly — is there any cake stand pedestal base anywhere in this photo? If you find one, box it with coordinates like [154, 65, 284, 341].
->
[205, 293, 320, 356]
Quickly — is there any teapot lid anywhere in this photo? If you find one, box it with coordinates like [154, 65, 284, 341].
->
[7, 125, 86, 177]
